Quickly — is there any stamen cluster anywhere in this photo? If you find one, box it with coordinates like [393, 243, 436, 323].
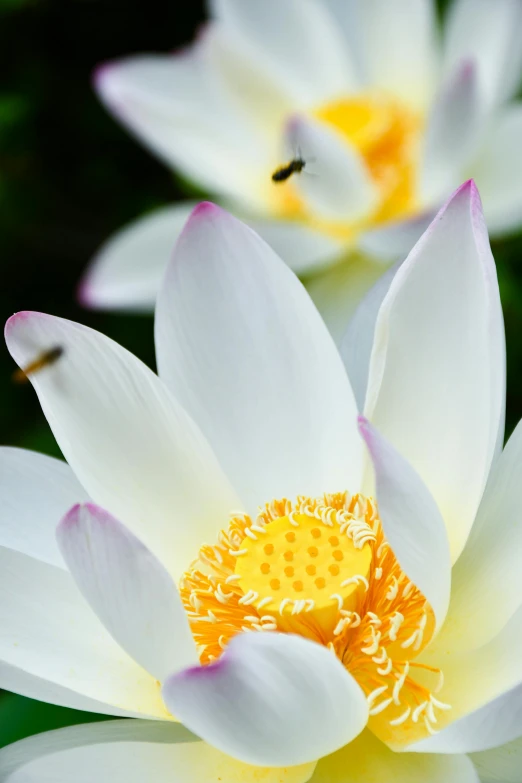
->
[179, 492, 450, 743]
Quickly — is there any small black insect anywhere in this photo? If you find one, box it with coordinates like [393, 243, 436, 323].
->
[13, 345, 64, 384]
[271, 156, 307, 183]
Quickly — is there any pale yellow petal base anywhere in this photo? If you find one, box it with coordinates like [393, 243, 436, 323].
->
[308, 730, 478, 783]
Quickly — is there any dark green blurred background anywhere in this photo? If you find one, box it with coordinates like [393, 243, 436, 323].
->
[1, 0, 522, 750]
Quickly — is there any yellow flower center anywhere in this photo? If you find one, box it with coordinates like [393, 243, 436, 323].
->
[180, 493, 449, 748]
[272, 95, 423, 243]
[234, 506, 373, 636]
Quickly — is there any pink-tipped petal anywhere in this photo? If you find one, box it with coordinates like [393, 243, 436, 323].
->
[162, 632, 368, 767]
[182, 200, 222, 225]
[57, 503, 197, 682]
[155, 204, 363, 512]
[358, 416, 451, 630]
[5, 310, 240, 580]
[364, 181, 505, 562]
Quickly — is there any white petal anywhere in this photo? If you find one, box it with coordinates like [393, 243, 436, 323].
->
[80, 203, 196, 312]
[412, 683, 522, 755]
[57, 503, 198, 682]
[0, 720, 315, 783]
[340, 262, 401, 411]
[471, 736, 522, 783]
[201, 23, 297, 133]
[358, 417, 451, 630]
[210, 0, 359, 105]
[163, 632, 368, 767]
[443, 0, 522, 108]
[305, 255, 385, 346]
[309, 728, 479, 782]
[0, 447, 88, 568]
[155, 203, 362, 510]
[317, 1, 366, 79]
[420, 61, 484, 206]
[95, 53, 267, 207]
[429, 417, 522, 654]
[416, 604, 522, 753]
[5, 312, 240, 579]
[286, 115, 378, 223]
[247, 218, 343, 275]
[0, 661, 142, 717]
[337, 0, 439, 110]
[364, 182, 505, 562]
[473, 104, 522, 236]
[0, 546, 168, 718]
[358, 211, 437, 262]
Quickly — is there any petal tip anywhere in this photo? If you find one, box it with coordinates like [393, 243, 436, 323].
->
[468, 179, 484, 214]
[357, 416, 380, 462]
[432, 179, 478, 223]
[357, 413, 367, 428]
[92, 61, 114, 92]
[5, 310, 31, 326]
[285, 112, 305, 134]
[58, 502, 84, 531]
[91, 61, 129, 114]
[164, 655, 224, 686]
[76, 277, 97, 309]
[417, 179, 484, 249]
[357, 414, 371, 441]
[451, 179, 485, 222]
[4, 310, 37, 340]
[162, 657, 227, 714]
[455, 57, 476, 82]
[180, 201, 230, 240]
[58, 502, 113, 533]
[189, 201, 224, 221]
[455, 178, 474, 197]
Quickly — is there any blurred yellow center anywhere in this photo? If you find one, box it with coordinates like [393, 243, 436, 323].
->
[318, 96, 421, 221]
[274, 95, 422, 241]
[180, 493, 449, 748]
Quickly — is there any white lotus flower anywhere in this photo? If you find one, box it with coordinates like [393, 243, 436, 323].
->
[1, 182, 521, 782]
[81, 0, 522, 340]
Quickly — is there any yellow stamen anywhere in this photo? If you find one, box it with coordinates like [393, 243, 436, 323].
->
[234, 508, 372, 634]
[179, 492, 446, 746]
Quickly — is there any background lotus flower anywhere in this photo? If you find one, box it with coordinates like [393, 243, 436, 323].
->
[82, 0, 522, 341]
[0, 183, 521, 780]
